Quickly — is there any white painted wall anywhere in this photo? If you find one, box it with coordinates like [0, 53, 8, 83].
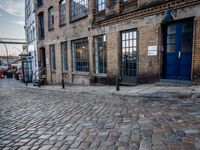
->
[25, 0, 38, 81]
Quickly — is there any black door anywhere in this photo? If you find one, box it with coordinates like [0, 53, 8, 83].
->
[121, 30, 137, 83]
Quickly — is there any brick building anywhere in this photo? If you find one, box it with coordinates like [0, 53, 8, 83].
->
[35, 0, 200, 85]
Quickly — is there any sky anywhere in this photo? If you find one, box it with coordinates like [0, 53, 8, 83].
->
[0, 0, 25, 56]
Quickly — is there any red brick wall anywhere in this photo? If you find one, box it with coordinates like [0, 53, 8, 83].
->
[138, 24, 161, 83]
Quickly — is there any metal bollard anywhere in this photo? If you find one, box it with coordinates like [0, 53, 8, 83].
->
[62, 79, 65, 89]
[38, 80, 40, 87]
[116, 77, 120, 91]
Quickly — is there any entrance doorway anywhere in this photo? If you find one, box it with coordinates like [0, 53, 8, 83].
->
[163, 19, 193, 80]
[121, 29, 138, 83]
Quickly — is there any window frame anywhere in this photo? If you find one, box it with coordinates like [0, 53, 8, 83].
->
[48, 6, 54, 31]
[61, 41, 68, 72]
[72, 38, 89, 72]
[37, 0, 43, 7]
[97, 0, 106, 12]
[94, 35, 107, 74]
[38, 12, 45, 40]
[70, 0, 88, 22]
[49, 45, 56, 71]
[59, 0, 67, 26]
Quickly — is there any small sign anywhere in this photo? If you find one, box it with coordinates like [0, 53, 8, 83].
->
[148, 46, 157, 56]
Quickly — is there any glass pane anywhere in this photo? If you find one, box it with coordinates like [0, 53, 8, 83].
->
[167, 44, 176, 53]
[167, 25, 176, 34]
[182, 22, 193, 33]
[122, 33, 125, 40]
[167, 35, 176, 44]
[181, 42, 192, 53]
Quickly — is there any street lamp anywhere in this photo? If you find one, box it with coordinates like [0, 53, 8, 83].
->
[0, 39, 9, 65]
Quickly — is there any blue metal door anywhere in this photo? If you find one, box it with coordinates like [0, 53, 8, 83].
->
[164, 20, 193, 80]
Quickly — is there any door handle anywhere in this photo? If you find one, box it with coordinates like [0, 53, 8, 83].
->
[178, 51, 181, 58]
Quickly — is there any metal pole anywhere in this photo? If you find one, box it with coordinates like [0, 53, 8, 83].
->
[116, 77, 120, 91]
[0, 39, 9, 65]
[62, 73, 65, 89]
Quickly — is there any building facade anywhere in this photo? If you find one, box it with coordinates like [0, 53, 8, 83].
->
[25, 0, 38, 82]
[35, 0, 200, 85]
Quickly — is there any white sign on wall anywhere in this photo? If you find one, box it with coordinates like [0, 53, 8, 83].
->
[148, 46, 158, 56]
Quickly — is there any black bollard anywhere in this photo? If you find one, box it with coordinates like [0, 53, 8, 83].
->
[62, 79, 65, 89]
[116, 77, 120, 91]
[38, 80, 41, 87]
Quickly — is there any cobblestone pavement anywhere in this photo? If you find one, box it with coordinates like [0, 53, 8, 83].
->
[0, 79, 200, 150]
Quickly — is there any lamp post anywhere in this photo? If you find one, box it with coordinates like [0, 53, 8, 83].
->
[0, 39, 9, 65]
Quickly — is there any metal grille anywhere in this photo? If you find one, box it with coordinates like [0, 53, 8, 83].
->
[121, 30, 137, 78]
[72, 38, 89, 72]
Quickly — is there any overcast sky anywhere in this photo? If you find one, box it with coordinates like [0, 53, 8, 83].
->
[0, 0, 25, 56]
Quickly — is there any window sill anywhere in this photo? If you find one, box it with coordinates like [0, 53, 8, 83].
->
[59, 23, 66, 27]
[39, 37, 45, 40]
[51, 70, 56, 73]
[72, 72, 89, 76]
[70, 15, 88, 23]
[94, 74, 107, 77]
[62, 71, 68, 74]
[48, 28, 54, 32]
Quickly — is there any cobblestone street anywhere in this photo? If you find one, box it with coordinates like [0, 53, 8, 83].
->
[0, 79, 200, 150]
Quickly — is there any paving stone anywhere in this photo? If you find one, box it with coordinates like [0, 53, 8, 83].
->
[0, 79, 200, 149]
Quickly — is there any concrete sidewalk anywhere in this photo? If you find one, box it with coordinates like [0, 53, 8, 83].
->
[20, 81, 200, 99]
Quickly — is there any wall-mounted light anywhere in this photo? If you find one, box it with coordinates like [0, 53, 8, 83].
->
[162, 6, 176, 24]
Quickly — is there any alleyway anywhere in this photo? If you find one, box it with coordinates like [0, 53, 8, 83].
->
[0, 79, 200, 150]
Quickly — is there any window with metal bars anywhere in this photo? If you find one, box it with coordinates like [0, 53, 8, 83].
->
[48, 7, 54, 30]
[70, 0, 88, 21]
[50, 45, 56, 71]
[61, 42, 68, 72]
[59, 0, 66, 26]
[94, 35, 107, 74]
[72, 38, 89, 72]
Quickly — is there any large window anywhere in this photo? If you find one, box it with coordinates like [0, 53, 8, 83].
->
[121, 30, 137, 77]
[72, 38, 89, 72]
[50, 45, 56, 71]
[37, 0, 43, 7]
[38, 12, 45, 39]
[94, 35, 107, 74]
[59, 0, 67, 26]
[97, 0, 106, 12]
[48, 7, 54, 30]
[70, 0, 88, 21]
[61, 42, 68, 72]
